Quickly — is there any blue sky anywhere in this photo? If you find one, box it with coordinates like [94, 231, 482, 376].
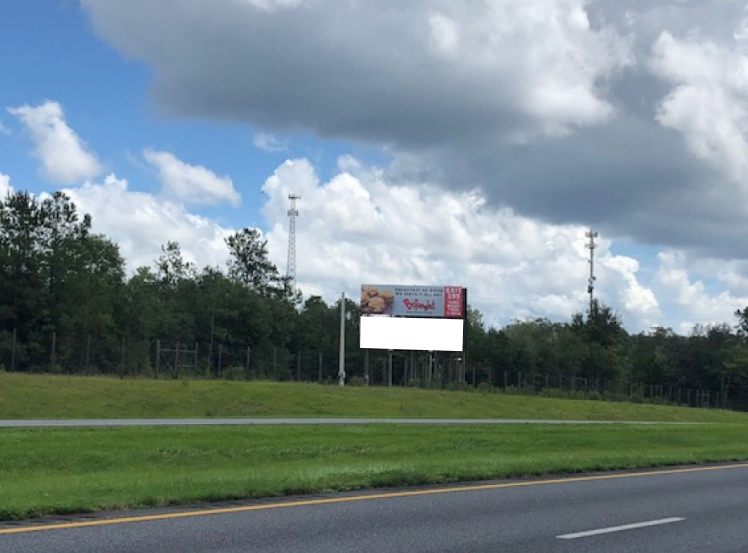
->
[2, 0, 748, 334]
[0, 0, 381, 230]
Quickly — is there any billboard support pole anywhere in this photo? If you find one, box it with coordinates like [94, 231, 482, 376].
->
[463, 287, 468, 385]
[338, 292, 346, 386]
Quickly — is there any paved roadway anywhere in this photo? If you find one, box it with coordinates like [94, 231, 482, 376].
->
[2, 463, 748, 552]
[0, 418, 696, 427]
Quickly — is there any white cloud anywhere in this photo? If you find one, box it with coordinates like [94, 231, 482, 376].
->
[236, 0, 301, 12]
[0, 121, 10, 135]
[78, 0, 748, 262]
[63, 174, 233, 272]
[7, 101, 102, 184]
[428, 12, 460, 56]
[252, 132, 287, 153]
[46, 156, 748, 335]
[0, 172, 12, 198]
[261, 157, 659, 330]
[650, 32, 748, 184]
[654, 251, 748, 334]
[142, 148, 241, 207]
[82, 0, 632, 142]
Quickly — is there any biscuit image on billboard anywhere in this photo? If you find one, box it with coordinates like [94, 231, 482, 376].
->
[368, 296, 386, 313]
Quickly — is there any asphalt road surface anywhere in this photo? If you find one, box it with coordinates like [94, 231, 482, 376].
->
[0, 418, 695, 427]
[2, 463, 748, 553]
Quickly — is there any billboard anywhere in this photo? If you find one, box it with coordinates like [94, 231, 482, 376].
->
[360, 317, 464, 352]
[360, 285, 464, 318]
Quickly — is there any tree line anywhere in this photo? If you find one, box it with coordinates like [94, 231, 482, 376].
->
[1, 190, 748, 410]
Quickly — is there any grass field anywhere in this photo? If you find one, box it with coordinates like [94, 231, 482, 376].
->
[2, 371, 748, 422]
[3, 372, 748, 521]
[2, 423, 748, 521]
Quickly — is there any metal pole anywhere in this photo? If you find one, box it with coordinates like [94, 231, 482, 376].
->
[155, 339, 160, 379]
[338, 292, 346, 386]
[297, 351, 302, 381]
[318, 352, 323, 383]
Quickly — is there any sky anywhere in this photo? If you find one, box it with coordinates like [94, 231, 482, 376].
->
[2, 0, 748, 334]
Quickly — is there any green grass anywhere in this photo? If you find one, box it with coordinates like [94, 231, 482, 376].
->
[1, 371, 747, 422]
[2, 423, 748, 520]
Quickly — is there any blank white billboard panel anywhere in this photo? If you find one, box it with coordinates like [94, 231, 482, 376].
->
[360, 317, 464, 352]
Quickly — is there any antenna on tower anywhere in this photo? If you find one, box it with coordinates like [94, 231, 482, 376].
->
[585, 229, 598, 315]
[286, 194, 300, 287]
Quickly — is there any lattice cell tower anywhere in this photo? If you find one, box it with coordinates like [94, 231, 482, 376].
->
[286, 194, 301, 286]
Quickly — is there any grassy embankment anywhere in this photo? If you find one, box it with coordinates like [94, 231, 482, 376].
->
[1, 371, 747, 422]
[2, 372, 748, 521]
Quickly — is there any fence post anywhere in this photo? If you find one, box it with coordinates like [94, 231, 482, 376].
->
[11, 327, 16, 371]
[504, 370, 508, 391]
[250, 346, 251, 380]
[120, 336, 126, 378]
[518, 371, 522, 389]
[297, 351, 302, 381]
[175, 342, 180, 379]
[86, 335, 91, 374]
[51, 331, 57, 370]
[388, 350, 393, 387]
[217, 344, 222, 379]
[273, 348, 277, 381]
[318, 352, 323, 383]
[155, 340, 160, 379]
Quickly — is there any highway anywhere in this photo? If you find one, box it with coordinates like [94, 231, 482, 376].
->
[0, 418, 696, 427]
[2, 463, 748, 552]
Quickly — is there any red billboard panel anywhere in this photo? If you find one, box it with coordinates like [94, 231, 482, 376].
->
[360, 285, 464, 319]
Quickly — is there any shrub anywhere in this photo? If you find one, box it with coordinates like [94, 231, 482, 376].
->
[476, 382, 491, 394]
[348, 376, 366, 387]
[222, 366, 246, 381]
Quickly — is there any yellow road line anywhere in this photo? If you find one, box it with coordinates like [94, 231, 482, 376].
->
[2, 462, 748, 535]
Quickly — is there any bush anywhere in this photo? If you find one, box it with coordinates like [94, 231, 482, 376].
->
[221, 366, 246, 381]
[585, 391, 602, 401]
[476, 382, 491, 394]
[348, 376, 366, 387]
[540, 388, 568, 399]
